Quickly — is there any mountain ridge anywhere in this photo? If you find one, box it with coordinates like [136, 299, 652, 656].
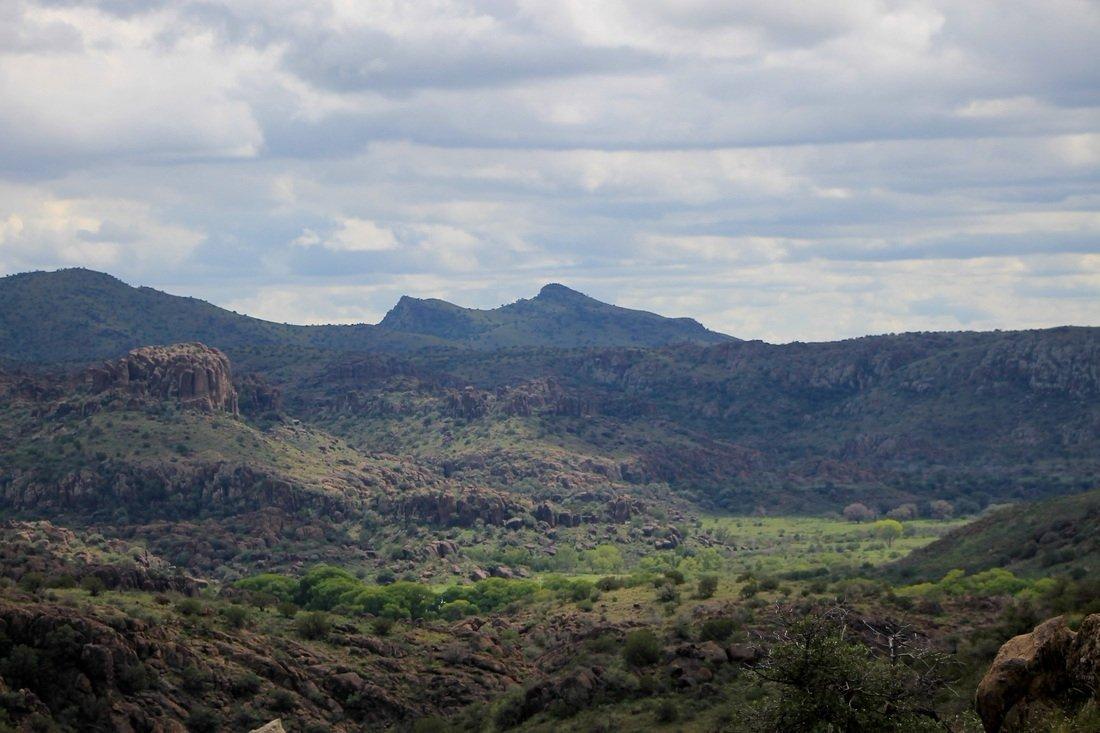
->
[0, 269, 732, 363]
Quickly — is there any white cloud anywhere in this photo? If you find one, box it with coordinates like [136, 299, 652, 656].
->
[294, 218, 399, 252]
[0, 185, 204, 275]
[0, 0, 1096, 341]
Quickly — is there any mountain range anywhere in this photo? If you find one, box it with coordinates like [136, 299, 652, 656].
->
[0, 269, 727, 364]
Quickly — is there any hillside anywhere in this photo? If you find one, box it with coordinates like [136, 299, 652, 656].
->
[891, 489, 1100, 581]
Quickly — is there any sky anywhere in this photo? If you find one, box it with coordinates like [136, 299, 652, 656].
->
[0, 0, 1098, 342]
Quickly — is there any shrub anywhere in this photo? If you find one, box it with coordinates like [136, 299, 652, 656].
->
[276, 601, 299, 618]
[295, 611, 331, 640]
[492, 687, 527, 730]
[699, 617, 737, 643]
[372, 617, 395, 636]
[229, 671, 262, 697]
[175, 597, 205, 616]
[222, 604, 251, 629]
[185, 706, 221, 733]
[622, 629, 662, 667]
[697, 574, 719, 599]
[654, 699, 679, 723]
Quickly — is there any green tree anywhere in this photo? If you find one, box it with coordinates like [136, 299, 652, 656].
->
[872, 519, 904, 547]
[745, 606, 949, 732]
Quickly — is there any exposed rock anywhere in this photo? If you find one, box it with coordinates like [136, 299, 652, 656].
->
[394, 489, 530, 527]
[976, 614, 1100, 732]
[85, 343, 238, 414]
[249, 721, 287, 733]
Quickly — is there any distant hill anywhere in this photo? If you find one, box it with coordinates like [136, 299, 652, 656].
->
[891, 489, 1100, 581]
[0, 270, 732, 364]
[379, 283, 733, 348]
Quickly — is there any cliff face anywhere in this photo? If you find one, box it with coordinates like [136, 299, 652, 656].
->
[85, 343, 239, 414]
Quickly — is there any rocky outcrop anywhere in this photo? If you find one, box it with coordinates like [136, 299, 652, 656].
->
[85, 343, 238, 414]
[444, 378, 593, 420]
[976, 614, 1100, 732]
[390, 489, 531, 527]
[235, 372, 282, 414]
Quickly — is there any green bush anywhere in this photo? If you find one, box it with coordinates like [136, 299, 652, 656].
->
[622, 629, 662, 667]
[697, 574, 719, 599]
[295, 611, 331, 640]
[186, 706, 221, 733]
[654, 699, 679, 723]
[222, 604, 251, 629]
[699, 617, 736, 643]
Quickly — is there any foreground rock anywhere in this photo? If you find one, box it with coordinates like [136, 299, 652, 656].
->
[976, 614, 1100, 732]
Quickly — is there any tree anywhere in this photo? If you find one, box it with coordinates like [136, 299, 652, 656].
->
[843, 502, 875, 523]
[80, 575, 106, 596]
[745, 605, 951, 732]
[887, 503, 918, 520]
[872, 519, 904, 547]
[929, 500, 955, 519]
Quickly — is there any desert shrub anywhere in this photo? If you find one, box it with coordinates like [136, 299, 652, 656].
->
[699, 617, 737, 643]
[295, 611, 331, 640]
[596, 576, 624, 592]
[656, 583, 680, 604]
[664, 569, 685, 585]
[492, 686, 528, 730]
[185, 706, 221, 733]
[697, 574, 719, 599]
[175, 597, 205, 616]
[440, 599, 476, 620]
[268, 688, 296, 712]
[229, 671, 262, 697]
[222, 604, 251, 629]
[622, 629, 662, 667]
[372, 617, 395, 636]
[654, 699, 679, 723]
[276, 601, 299, 618]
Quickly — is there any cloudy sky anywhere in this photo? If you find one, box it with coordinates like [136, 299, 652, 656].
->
[1, 0, 1097, 342]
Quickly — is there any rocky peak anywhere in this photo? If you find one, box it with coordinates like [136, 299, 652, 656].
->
[535, 283, 591, 303]
[85, 343, 238, 414]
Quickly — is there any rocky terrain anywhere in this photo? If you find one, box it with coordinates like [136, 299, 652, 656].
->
[0, 268, 1097, 731]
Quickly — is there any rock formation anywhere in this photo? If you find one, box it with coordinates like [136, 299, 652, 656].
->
[85, 343, 238, 414]
[976, 614, 1100, 732]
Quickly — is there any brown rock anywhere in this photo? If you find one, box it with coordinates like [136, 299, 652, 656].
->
[85, 343, 238, 414]
[975, 614, 1100, 732]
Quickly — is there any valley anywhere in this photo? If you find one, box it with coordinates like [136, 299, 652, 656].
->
[0, 269, 1097, 732]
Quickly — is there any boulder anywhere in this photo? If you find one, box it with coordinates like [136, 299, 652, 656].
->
[976, 614, 1100, 732]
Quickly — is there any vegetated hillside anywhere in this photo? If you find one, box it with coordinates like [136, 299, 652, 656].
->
[0, 269, 445, 364]
[287, 326, 1100, 511]
[379, 282, 733, 348]
[0, 270, 731, 364]
[2, 269, 1098, 514]
[890, 489, 1100, 581]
